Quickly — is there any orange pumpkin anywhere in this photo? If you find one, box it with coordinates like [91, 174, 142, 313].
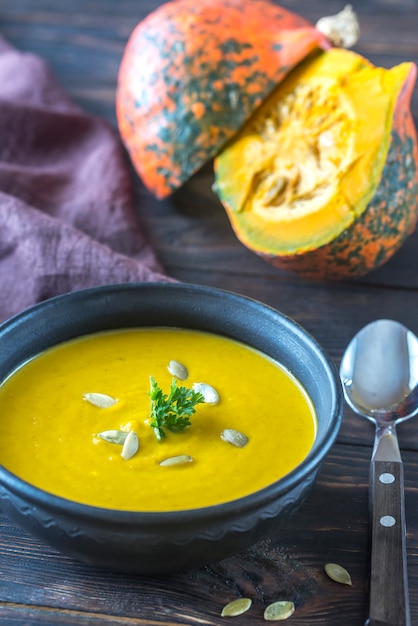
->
[116, 0, 329, 198]
[213, 49, 418, 280]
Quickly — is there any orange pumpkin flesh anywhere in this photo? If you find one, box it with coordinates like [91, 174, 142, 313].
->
[214, 49, 418, 279]
[116, 0, 329, 198]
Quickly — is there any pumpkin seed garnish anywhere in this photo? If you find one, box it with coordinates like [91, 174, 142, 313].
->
[324, 562, 352, 585]
[120, 430, 139, 460]
[221, 597, 252, 617]
[159, 454, 193, 467]
[83, 392, 117, 408]
[96, 430, 128, 444]
[192, 382, 219, 404]
[167, 359, 188, 380]
[221, 428, 249, 448]
[264, 601, 295, 621]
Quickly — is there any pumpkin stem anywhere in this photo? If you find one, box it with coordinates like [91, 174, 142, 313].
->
[316, 5, 360, 49]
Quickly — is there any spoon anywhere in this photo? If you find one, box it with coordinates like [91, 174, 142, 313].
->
[340, 319, 418, 626]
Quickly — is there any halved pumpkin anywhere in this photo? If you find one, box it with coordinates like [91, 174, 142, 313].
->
[116, 0, 330, 199]
[213, 48, 418, 279]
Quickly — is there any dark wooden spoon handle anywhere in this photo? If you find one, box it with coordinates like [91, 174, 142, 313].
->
[366, 459, 410, 626]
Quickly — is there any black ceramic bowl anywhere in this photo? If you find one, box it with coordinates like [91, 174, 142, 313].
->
[0, 283, 343, 574]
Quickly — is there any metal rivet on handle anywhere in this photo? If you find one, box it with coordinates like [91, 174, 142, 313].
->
[379, 473, 395, 484]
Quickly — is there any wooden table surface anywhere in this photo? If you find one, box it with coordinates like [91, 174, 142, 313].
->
[1, 0, 418, 624]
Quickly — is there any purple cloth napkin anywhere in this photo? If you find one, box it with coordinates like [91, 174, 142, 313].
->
[0, 36, 172, 323]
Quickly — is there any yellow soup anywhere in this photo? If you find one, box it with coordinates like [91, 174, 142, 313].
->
[0, 328, 316, 511]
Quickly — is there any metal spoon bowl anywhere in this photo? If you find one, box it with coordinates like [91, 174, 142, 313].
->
[340, 319, 418, 626]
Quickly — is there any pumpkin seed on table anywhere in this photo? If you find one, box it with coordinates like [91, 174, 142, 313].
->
[221, 597, 252, 617]
[220, 428, 249, 448]
[167, 359, 188, 380]
[264, 601, 295, 621]
[192, 382, 219, 404]
[83, 392, 117, 408]
[324, 562, 352, 585]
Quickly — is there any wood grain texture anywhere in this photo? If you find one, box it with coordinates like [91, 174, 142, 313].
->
[0, 0, 418, 623]
[368, 460, 410, 625]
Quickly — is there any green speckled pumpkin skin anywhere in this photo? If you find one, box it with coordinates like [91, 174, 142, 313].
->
[116, 0, 329, 198]
[265, 124, 418, 280]
[224, 60, 418, 281]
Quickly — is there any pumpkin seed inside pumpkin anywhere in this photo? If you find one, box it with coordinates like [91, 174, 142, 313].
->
[324, 562, 352, 585]
[221, 597, 252, 617]
[264, 600, 295, 621]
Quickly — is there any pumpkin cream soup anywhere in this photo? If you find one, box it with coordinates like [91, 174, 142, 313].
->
[0, 328, 316, 511]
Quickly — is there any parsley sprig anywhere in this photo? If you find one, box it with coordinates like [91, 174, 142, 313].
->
[149, 376, 205, 441]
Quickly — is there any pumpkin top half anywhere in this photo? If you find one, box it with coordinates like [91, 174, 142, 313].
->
[116, 0, 329, 198]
